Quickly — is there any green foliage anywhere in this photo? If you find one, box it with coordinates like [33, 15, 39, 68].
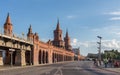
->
[102, 49, 120, 59]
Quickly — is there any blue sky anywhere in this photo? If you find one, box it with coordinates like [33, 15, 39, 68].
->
[1, 0, 120, 56]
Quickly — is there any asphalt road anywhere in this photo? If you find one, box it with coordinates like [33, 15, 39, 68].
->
[0, 61, 119, 75]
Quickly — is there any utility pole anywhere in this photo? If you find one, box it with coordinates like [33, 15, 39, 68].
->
[97, 36, 102, 66]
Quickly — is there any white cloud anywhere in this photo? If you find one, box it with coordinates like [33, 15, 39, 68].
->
[92, 25, 120, 37]
[109, 17, 120, 20]
[73, 38, 78, 43]
[104, 11, 120, 21]
[72, 38, 78, 46]
[72, 38, 86, 47]
[66, 15, 77, 19]
[71, 38, 120, 55]
[107, 11, 120, 15]
[102, 39, 120, 50]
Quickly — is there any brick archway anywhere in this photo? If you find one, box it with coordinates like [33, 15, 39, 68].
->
[39, 50, 41, 64]
[52, 53, 54, 63]
[42, 51, 45, 64]
[46, 51, 48, 63]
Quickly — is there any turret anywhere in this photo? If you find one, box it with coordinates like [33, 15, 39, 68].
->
[4, 13, 13, 36]
[52, 19, 64, 48]
[64, 29, 72, 51]
[27, 25, 33, 41]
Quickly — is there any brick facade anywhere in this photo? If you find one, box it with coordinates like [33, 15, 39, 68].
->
[27, 19, 74, 65]
[0, 13, 75, 66]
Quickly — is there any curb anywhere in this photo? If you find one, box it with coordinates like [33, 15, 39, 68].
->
[99, 67, 120, 73]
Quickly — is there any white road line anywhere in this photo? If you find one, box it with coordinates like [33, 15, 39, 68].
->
[54, 67, 63, 75]
[45, 71, 50, 75]
[59, 68, 63, 75]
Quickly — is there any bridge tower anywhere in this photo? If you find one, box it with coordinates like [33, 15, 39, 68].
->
[52, 19, 65, 48]
[27, 25, 34, 41]
[64, 30, 72, 51]
[4, 13, 13, 36]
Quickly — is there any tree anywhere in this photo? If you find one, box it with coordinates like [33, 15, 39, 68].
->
[103, 49, 120, 60]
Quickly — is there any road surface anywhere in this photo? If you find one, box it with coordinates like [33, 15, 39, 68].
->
[0, 61, 119, 75]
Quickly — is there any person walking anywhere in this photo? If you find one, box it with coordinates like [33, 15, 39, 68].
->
[108, 58, 112, 68]
[103, 58, 108, 68]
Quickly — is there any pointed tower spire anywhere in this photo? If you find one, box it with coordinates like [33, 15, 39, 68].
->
[4, 13, 13, 36]
[27, 24, 33, 40]
[29, 24, 32, 33]
[66, 29, 69, 38]
[64, 29, 72, 51]
[5, 13, 11, 24]
[56, 18, 60, 30]
[53, 18, 65, 48]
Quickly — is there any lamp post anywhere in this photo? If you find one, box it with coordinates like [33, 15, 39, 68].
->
[97, 36, 102, 65]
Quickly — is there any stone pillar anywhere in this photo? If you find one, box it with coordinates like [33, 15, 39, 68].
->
[61, 55, 62, 62]
[54, 53, 56, 63]
[60, 55, 61, 62]
[57, 54, 58, 62]
[57, 54, 59, 62]
[54, 53, 56, 62]
[49, 51, 53, 64]
[65, 56, 66, 61]
[52, 53, 54, 63]
[41, 51, 43, 64]
[15, 50, 26, 66]
[62, 55, 64, 61]
[63, 55, 66, 61]
[66, 56, 68, 61]
[42, 51, 44, 64]
[53, 53, 55, 63]
[59, 55, 61, 62]
[0, 51, 3, 65]
[58, 54, 60, 62]
[72, 56, 74, 61]
[44, 51, 46, 64]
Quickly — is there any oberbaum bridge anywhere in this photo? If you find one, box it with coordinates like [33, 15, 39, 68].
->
[0, 13, 82, 66]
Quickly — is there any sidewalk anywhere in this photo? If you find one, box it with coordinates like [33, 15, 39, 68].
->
[0, 61, 73, 71]
[104, 68, 120, 73]
[99, 62, 120, 73]
[0, 65, 30, 71]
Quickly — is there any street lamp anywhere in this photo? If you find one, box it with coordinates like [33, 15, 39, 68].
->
[97, 36, 102, 66]
[9, 49, 15, 66]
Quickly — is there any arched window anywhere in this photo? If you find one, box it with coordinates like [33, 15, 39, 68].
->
[60, 34, 61, 38]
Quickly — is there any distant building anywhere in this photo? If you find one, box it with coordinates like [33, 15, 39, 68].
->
[72, 48, 80, 60]
[87, 53, 98, 59]
[72, 48, 80, 55]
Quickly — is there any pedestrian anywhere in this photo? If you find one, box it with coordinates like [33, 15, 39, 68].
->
[103, 58, 108, 68]
[93, 59, 96, 65]
[108, 58, 112, 68]
[94, 59, 99, 67]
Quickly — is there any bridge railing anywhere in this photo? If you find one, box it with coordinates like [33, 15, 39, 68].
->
[0, 28, 33, 44]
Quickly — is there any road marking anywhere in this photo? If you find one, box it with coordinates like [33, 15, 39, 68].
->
[45, 71, 50, 75]
[76, 66, 79, 70]
[54, 67, 63, 75]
